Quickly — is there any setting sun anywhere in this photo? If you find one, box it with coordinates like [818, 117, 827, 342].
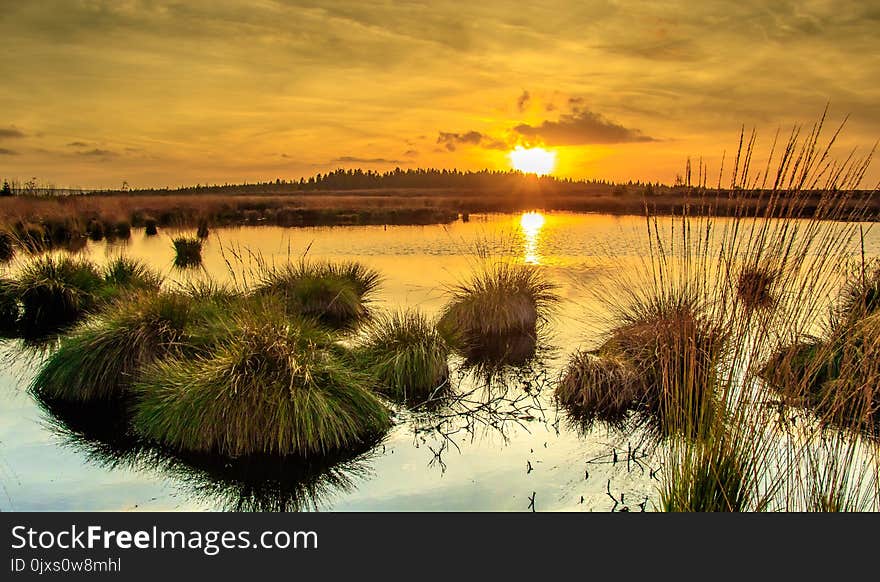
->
[508, 146, 556, 176]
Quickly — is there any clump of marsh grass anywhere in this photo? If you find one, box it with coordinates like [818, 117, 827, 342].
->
[172, 236, 203, 268]
[0, 230, 14, 262]
[102, 256, 163, 293]
[132, 301, 392, 457]
[355, 309, 450, 402]
[556, 351, 641, 423]
[0, 276, 19, 329]
[438, 261, 558, 364]
[197, 221, 210, 239]
[31, 289, 228, 402]
[659, 435, 761, 512]
[256, 260, 381, 328]
[735, 264, 778, 309]
[12, 255, 105, 331]
[115, 220, 132, 240]
[144, 218, 158, 236]
[564, 293, 726, 437]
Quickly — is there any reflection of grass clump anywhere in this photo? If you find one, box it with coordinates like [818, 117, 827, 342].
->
[31, 290, 224, 402]
[356, 309, 450, 402]
[133, 303, 391, 457]
[256, 261, 381, 328]
[172, 236, 203, 268]
[438, 262, 557, 365]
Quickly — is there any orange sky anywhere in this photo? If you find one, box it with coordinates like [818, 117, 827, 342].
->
[1, 1, 879, 189]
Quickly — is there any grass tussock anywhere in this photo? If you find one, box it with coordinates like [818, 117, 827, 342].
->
[559, 294, 724, 436]
[660, 437, 756, 512]
[132, 302, 391, 457]
[12, 255, 105, 330]
[30, 290, 225, 402]
[256, 260, 381, 328]
[144, 218, 158, 236]
[355, 309, 450, 402]
[557, 351, 641, 423]
[0, 230, 14, 262]
[0, 277, 19, 329]
[172, 236, 203, 268]
[102, 257, 163, 293]
[736, 264, 777, 309]
[438, 262, 558, 366]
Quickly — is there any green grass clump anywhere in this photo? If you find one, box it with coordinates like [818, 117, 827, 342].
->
[660, 439, 753, 512]
[13, 255, 105, 331]
[102, 257, 163, 293]
[0, 230, 13, 262]
[30, 290, 225, 402]
[0, 277, 19, 329]
[355, 310, 450, 402]
[132, 304, 391, 457]
[172, 236, 203, 268]
[256, 260, 381, 328]
[439, 262, 558, 339]
[438, 262, 557, 366]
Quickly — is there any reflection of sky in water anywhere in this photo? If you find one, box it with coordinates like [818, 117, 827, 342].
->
[1, 212, 878, 511]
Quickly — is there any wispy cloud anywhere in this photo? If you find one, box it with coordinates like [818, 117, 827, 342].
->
[0, 148, 18, 155]
[0, 127, 25, 139]
[333, 156, 404, 164]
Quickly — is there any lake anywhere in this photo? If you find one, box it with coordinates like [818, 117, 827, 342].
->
[1, 211, 876, 511]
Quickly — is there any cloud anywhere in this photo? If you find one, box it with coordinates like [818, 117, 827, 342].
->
[404, 149, 418, 156]
[437, 131, 483, 151]
[514, 106, 656, 145]
[76, 148, 117, 157]
[517, 90, 530, 112]
[0, 148, 18, 155]
[333, 156, 403, 164]
[66, 141, 90, 147]
[437, 131, 509, 151]
[0, 127, 25, 139]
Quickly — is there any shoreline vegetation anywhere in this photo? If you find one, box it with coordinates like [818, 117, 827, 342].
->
[1, 168, 878, 256]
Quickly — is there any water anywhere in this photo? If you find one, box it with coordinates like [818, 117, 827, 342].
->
[1, 212, 876, 511]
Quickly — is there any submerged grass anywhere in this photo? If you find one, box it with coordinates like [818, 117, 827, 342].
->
[132, 299, 391, 457]
[355, 309, 450, 402]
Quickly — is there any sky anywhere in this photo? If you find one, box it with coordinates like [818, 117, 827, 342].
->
[1, 0, 879, 189]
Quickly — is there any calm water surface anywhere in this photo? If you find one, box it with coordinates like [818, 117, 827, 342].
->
[1, 212, 876, 511]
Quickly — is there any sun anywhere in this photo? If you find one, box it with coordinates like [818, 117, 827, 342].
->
[509, 146, 556, 175]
